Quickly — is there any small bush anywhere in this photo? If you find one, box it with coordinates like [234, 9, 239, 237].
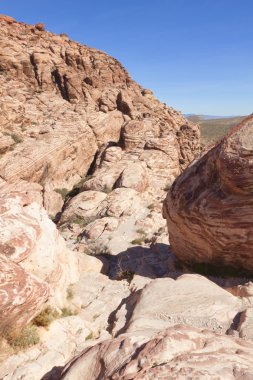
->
[85, 332, 93, 340]
[60, 307, 78, 318]
[101, 185, 112, 194]
[69, 215, 96, 227]
[33, 306, 59, 327]
[163, 183, 172, 191]
[67, 287, 74, 301]
[74, 175, 92, 189]
[54, 188, 69, 200]
[87, 242, 112, 257]
[136, 228, 146, 235]
[11, 133, 23, 144]
[116, 270, 134, 284]
[6, 325, 40, 349]
[147, 203, 155, 211]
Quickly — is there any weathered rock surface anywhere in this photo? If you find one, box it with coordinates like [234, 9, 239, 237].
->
[0, 16, 199, 215]
[126, 274, 242, 336]
[163, 115, 253, 271]
[0, 253, 49, 336]
[0, 193, 79, 308]
[0, 192, 103, 337]
[58, 325, 253, 380]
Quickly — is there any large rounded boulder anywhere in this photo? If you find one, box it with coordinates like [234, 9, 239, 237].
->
[163, 115, 253, 271]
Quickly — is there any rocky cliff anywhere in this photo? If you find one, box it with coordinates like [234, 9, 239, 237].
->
[3, 14, 253, 380]
[0, 15, 199, 216]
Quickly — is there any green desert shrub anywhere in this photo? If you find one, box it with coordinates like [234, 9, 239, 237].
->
[11, 133, 23, 144]
[69, 214, 97, 227]
[60, 307, 78, 318]
[116, 270, 135, 284]
[54, 188, 69, 200]
[6, 325, 40, 350]
[163, 182, 172, 191]
[85, 332, 93, 340]
[87, 242, 112, 257]
[33, 306, 59, 327]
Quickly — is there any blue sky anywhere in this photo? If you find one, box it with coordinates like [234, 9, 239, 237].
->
[1, 0, 252, 115]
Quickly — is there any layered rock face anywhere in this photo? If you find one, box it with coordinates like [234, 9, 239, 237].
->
[59, 325, 253, 380]
[163, 114, 253, 271]
[0, 192, 81, 334]
[0, 16, 199, 215]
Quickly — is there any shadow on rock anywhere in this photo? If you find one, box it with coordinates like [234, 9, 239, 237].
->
[108, 243, 178, 280]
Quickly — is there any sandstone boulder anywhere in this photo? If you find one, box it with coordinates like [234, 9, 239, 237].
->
[0, 193, 80, 323]
[163, 115, 253, 271]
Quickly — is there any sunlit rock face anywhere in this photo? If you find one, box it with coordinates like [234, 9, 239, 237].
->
[0, 192, 80, 334]
[0, 16, 199, 215]
[58, 325, 253, 380]
[163, 114, 253, 271]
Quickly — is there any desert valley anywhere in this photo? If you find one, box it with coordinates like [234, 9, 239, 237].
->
[1, 13, 253, 380]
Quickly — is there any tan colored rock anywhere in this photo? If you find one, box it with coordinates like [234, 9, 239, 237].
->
[238, 308, 253, 340]
[163, 115, 253, 271]
[0, 193, 79, 309]
[126, 274, 242, 335]
[69, 272, 130, 336]
[117, 162, 148, 192]
[0, 15, 15, 24]
[99, 188, 145, 218]
[83, 217, 119, 240]
[0, 18, 199, 216]
[59, 191, 107, 225]
[0, 253, 49, 335]
[59, 325, 253, 380]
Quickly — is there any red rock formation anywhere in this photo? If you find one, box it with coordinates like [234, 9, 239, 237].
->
[58, 325, 253, 379]
[163, 114, 253, 271]
[0, 192, 81, 333]
[0, 16, 199, 214]
[0, 253, 49, 335]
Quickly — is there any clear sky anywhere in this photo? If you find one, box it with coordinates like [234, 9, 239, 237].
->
[1, 0, 252, 116]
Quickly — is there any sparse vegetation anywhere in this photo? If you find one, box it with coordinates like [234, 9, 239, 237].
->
[163, 182, 172, 191]
[60, 307, 78, 318]
[11, 133, 23, 144]
[131, 228, 147, 246]
[87, 241, 112, 257]
[69, 214, 97, 227]
[187, 115, 245, 146]
[33, 306, 59, 328]
[5, 325, 40, 350]
[101, 185, 112, 194]
[74, 175, 92, 189]
[54, 188, 69, 200]
[136, 228, 146, 235]
[131, 237, 145, 245]
[116, 269, 135, 283]
[85, 332, 93, 340]
[147, 203, 155, 211]
[67, 287, 74, 301]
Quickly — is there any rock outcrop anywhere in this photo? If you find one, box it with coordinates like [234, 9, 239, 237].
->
[163, 115, 253, 272]
[58, 325, 253, 379]
[0, 192, 101, 335]
[0, 16, 199, 215]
